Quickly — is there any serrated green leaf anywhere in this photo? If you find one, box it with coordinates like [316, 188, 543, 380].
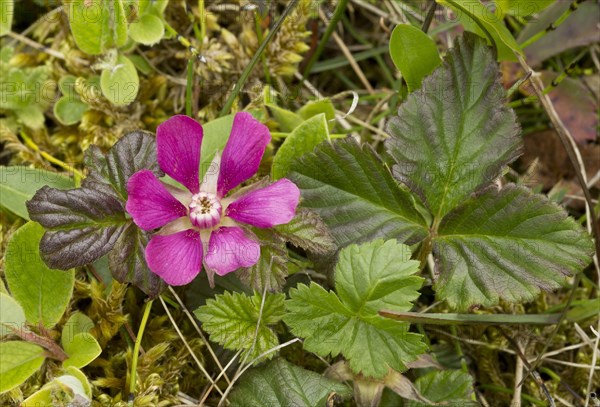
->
[129, 14, 164, 45]
[229, 358, 351, 407]
[62, 333, 102, 368]
[100, 54, 139, 106]
[0, 341, 45, 393]
[289, 138, 428, 248]
[285, 240, 426, 378]
[66, 0, 127, 55]
[386, 33, 521, 221]
[237, 229, 288, 292]
[53, 97, 88, 126]
[433, 184, 594, 311]
[405, 370, 475, 407]
[194, 291, 285, 362]
[274, 208, 336, 254]
[0, 166, 74, 219]
[0, 292, 26, 336]
[272, 114, 330, 180]
[0, 0, 14, 36]
[4, 222, 74, 328]
[437, 0, 522, 61]
[389, 24, 441, 91]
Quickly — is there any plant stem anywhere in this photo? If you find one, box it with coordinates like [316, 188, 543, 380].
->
[302, 0, 349, 78]
[519, 0, 582, 49]
[128, 299, 153, 405]
[19, 131, 84, 180]
[220, 0, 300, 116]
[186, 58, 194, 117]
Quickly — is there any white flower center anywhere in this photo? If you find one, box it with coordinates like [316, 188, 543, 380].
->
[189, 192, 222, 229]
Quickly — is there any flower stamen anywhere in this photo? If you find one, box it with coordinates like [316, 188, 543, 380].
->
[189, 192, 222, 229]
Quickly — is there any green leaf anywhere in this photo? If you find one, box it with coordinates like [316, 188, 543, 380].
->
[389, 24, 441, 91]
[272, 113, 330, 180]
[61, 312, 95, 347]
[199, 114, 233, 178]
[267, 104, 304, 133]
[405, 370, 475, 407]
[495, 0, 553, 18]
[129, 14, 164, 45]
[274, 208, 336, 255]
[285, 240, 426, 378]
[289, 138, 428, 249]
[194, 291, 285, 362]
[0, 166, 74, 219]
[385, 33, 521, 221]
[100, 54, 139, 106]
[53, 97, 88, 126]
[437, 0, 522, 61]
[0, 0, 14, 36]
[237, 229, 288, 292]
[4, 222, 74, 327]
[62, 333, 102, 368]
[229, 358, 351, 407]
[297, 99, 336, 131]
[0, 341, 45, 393]
[433, 184, 594, 311]
[66, 0, 128, 55]
[0, 292, 26, 336]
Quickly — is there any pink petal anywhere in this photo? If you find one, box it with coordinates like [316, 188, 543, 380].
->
[217, 112, 271, 197]
[126, 170, 187, 231]
[204, 227, 260, 276]
[226, 179, 300, 228]
[157, 115, 202, 194]
[145, 229, 203, 286]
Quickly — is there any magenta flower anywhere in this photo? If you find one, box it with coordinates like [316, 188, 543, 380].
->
[125, 113, 300, 286]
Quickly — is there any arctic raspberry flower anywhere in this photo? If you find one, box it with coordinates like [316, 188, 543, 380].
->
[125, 113, 300, 286]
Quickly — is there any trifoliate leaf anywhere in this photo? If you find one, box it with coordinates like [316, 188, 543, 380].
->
[405, 370, 476, 407]
[229, 358, 351, 407]
[290, 138, 428, 249]
[433, 184, 594, 311]
[237, 229, 288, 292]
[4, 222, 74, 328]
[274, 208, 336, 255]
[386, 33, 521, 221]
[0, 341, 45, 393]
[285, 240, 426, 379]
[27, 132, 165, 297]
[194, 291, 285, 362]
